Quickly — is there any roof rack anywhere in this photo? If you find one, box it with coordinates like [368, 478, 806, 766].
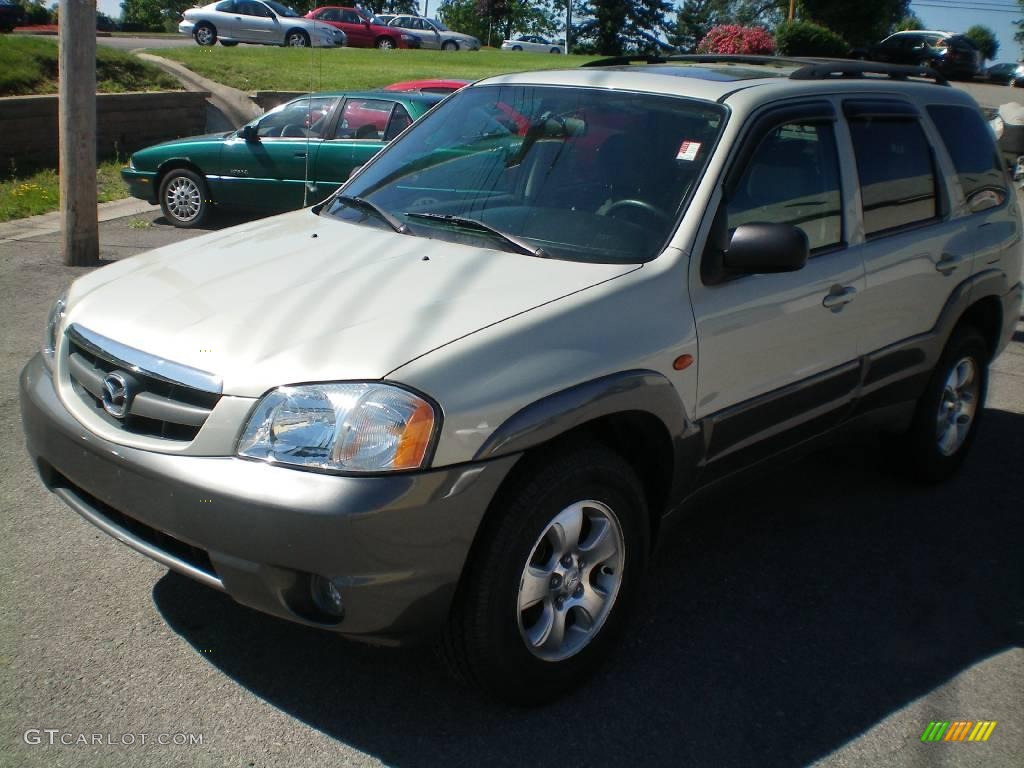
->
[580, 54, 950, 86]
[789, 61, 949, 86]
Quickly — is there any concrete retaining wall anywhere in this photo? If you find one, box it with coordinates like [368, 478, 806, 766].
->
[0, 91, 209, 171]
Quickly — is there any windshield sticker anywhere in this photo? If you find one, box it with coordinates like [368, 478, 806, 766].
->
[676, 140, 701, 161]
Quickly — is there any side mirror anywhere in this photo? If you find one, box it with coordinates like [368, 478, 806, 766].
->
[241, 124, 260, 143]
[723, 223, 808, 274]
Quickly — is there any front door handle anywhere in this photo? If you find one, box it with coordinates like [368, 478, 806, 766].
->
[822, 284, 857, 310]
[935, 253, 963, 275]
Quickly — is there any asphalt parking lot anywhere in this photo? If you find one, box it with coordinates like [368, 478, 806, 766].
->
[1, 195, 1022, 767]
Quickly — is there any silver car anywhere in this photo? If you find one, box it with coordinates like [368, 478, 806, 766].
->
[179, 0, 345, 47]
[501, 35, 563, 54]
[386, 15, 479, 51]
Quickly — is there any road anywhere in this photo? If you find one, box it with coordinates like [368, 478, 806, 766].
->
[1, 213, 1022, 765]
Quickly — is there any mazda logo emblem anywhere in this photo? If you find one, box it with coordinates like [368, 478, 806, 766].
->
[101, 372, 133, 419]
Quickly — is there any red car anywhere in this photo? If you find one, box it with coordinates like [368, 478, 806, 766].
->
[305, 6, 419, 49]
[382, 79, 470, 95]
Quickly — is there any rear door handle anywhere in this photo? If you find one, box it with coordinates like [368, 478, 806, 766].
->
[935, 253, 963, 275]
[822, 284, 857, 310]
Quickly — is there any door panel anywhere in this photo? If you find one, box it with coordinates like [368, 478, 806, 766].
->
[312, 98, 392, 199]
[691, 115, 865, 430]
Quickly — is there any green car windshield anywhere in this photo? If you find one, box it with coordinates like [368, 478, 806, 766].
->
[324, 85, 725, 263]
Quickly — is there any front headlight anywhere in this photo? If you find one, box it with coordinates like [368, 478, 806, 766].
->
[237, 383, 437, 473]
[42, 292, 66, 368]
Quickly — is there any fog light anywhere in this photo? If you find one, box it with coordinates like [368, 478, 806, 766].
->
[311, 575, 345, 619]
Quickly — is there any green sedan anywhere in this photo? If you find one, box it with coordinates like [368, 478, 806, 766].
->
[122, 90, 443, 227]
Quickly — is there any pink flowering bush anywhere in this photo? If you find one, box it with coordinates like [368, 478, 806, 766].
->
[697, 25, 775, 56]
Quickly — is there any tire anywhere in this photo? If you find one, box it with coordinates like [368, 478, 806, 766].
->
[442, 40, 458, 51]
[220, 39, 238, 47]
[286, 29, 309, 47]
[511, 45, 522, 51]
[193, 23, 216, 46]
[159, 169, 210, 229]
[900, 326, 989, 482]
[550, 47, 560, 54]
[376, 36, 395, 50]
[440, 442, 650, 704]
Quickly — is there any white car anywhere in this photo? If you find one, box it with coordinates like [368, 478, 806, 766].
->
[386, 15, 479, 51]
[179, 0, 346, 47]
[501, 35, 563, 54]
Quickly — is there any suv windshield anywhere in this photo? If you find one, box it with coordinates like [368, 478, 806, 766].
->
[325, 85, 725, 263]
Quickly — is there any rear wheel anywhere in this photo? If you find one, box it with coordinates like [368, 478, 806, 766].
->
[440, 443, 649, 704]
[376, 36, 395, 50]
[899, 326, 989, 482]
[159, 169, 210, 229]
[193, 22, 216, 46]
[286, 29, 309, 47]
[550, 47, 560, 54]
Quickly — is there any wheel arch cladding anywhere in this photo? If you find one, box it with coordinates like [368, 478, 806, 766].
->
[956, 295, 1003, 359]
[473, 369, 691, 539]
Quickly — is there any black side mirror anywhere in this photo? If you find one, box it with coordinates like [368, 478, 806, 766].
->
[241, 124, 260, 143]
[724, 223, 809, 274]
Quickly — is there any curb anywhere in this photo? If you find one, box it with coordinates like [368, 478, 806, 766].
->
[134, 53, 261, 128]
[0, 198, 153, 243]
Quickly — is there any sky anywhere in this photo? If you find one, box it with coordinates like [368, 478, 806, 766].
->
[95, 1, 1024, 64]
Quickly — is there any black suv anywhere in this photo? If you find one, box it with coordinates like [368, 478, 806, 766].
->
[866, 31, 981, 80]
[0, 0, 25, 32]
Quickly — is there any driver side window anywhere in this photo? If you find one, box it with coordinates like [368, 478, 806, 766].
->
[255, 97, 336, 138]
[728, 121, 843, 253]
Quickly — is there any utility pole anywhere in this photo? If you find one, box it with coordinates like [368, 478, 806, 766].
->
[788, 0, 795, 21]
[566, 1, 571, 55]
[60, 0, 99, 266]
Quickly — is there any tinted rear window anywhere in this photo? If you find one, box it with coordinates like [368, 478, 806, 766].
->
[848, 118, 938, 236]
[927, 104, 1007, 212]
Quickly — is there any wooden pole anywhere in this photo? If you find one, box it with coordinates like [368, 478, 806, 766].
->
[60, 0, 99, 266]
[788, 0, 796, 21]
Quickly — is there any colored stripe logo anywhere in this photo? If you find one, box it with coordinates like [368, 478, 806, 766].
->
[920, 721, 997, 742]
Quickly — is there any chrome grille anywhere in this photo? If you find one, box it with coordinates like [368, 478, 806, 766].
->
[65, 324, 222, 442]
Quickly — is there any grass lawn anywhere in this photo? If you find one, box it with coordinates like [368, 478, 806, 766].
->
[148, 46, 602, 92]
[0, 161, 128, 222]
[0, 36, 181, 96]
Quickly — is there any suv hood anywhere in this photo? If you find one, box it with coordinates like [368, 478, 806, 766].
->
[65, 210, 638, 398]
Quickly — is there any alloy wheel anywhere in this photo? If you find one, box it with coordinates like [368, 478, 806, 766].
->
[936, 356, 979, 456]
[164, 176, 202, 223]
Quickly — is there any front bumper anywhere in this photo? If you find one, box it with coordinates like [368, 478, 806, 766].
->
[20, 354, 518, 645]
[178, 20, 194, 37]
[120, 168, 158, 204]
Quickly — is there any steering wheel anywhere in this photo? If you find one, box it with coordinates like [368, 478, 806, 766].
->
[281, 124, 308, 138]
[600, 199, 670, 225]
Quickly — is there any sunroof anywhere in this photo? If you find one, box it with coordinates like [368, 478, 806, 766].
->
[633, 64, 792, 81]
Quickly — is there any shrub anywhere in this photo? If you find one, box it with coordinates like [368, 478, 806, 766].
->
[774, 20, 849, 58]
[697, 25, 775, 56]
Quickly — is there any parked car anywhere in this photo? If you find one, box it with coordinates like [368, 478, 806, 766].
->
[120, 91, 441, 226]
[386, 15, 479, 50]
[25, 57, 1021, 704]
[0, 0, 25, 32]
[304, 6, 419, 49]
[382, 78, 470, 95]
[985, 61, 1024, 86]
[501, 35, 563, 54]
[864, 30, 981, 80]
[179, 0, 346, 47]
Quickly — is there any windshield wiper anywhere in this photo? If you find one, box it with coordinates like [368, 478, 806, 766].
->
[335, 195, 409, 234]
[404, 212, 548, 258]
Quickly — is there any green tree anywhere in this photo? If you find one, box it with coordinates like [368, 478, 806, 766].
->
[120, 0, 163, 31]
[580, 0, 674, 55]
[965, 24, 999, 62]
[668, 0, 722, 52]
[895, 13, 923, 32]
[798, 0, 910, 47]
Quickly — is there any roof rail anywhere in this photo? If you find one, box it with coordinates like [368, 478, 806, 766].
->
[581, 54, 819, 69]
[580, 55, 670, 68]
[789, 61, 949, 86]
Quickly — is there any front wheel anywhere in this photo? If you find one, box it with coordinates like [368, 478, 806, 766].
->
[285, 29, 309, 47]
[159, 169, 210, 228]
[376, 36, 395, 50]
[899, 326, 989, 482]
[441, 443, 649, 704]
[193, 23, 216, 46]
[442, 40, 458, 51]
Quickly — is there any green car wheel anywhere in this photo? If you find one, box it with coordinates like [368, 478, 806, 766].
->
[159, 169, 210, 228]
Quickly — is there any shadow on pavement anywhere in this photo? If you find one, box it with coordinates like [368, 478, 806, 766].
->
[154, 407, 1024, 767]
